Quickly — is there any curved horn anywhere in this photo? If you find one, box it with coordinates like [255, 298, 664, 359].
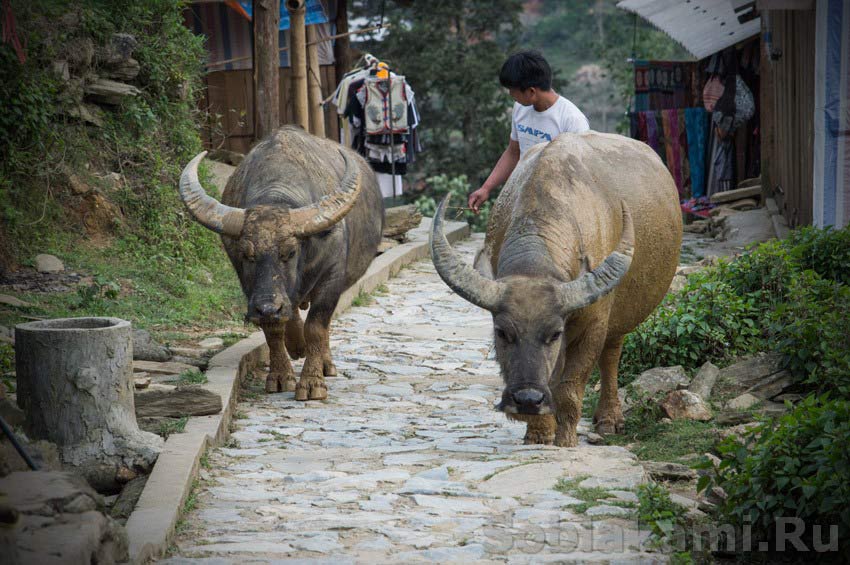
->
[559, 201, 635, 313]
[290, 149, 362, 237]
[430, 195, 504, 311]
[179, 151, 245, 237]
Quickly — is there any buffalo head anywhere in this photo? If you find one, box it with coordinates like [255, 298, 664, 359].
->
[178, 150, 362, 325]
[429, 196, 634, 415]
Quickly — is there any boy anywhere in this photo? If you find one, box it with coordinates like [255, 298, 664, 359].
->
[468, 51, 590, 213]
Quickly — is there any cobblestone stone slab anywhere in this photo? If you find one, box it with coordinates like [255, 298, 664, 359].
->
[126, 218, 469, 563]
[163, 238, 667, 564]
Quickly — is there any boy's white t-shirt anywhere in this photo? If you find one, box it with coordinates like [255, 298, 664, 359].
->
[510, 96, 590, 155]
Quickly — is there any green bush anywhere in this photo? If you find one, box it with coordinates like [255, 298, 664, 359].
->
[787, 225, 850, 286]
[698, 395, 850, 556]
[637, 482, 689, 551]
[414, 174, 492, 232]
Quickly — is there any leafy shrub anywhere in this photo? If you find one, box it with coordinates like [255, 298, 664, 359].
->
[414, 174, 492, 232]
[636, 483, 689, 550]
[698, 395, 850, 556]
[787, 225, 850, 286]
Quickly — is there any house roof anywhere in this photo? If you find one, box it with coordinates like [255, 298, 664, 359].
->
[616, 0, 761, 60]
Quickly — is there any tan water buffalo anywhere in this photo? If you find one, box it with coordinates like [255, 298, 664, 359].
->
[179, 127, 383, 400]
[430, 132, 681, 447]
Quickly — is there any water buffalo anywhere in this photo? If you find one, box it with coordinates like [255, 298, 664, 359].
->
[179, 126, 383, 400]
[430, 132, 681, 447]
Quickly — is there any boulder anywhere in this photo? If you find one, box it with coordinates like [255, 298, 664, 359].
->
[383, 205, 423, 240]
[660, 390, 712, 421]
[34, 254, 63, 273]
[100, 58, 139, 81]
[643, 461, 696, 482]
[134, 384, 222, 418]
[64, 37, 94, 72]
[742, 369, 794, 401]
[620, 366, 689, 411]
[80, 190, 123, 234]
[109, 475, 147, 523]
[132, 329, 171, 363]
[84, 77, 140, 105]
[197, 337, 224, 349]
[687, 361, 720, 400]
[0, 471, 128, 564]
[132, 359, 196, 376]
[726, 393, 760, 411]
[0, 295, 32, 308]
[94, 33, 138, 66]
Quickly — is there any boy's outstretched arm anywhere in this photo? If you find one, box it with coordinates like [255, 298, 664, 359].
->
[468, 140, 520, 214]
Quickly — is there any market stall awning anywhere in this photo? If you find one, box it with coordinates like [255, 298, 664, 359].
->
[616, 0, 761, 60]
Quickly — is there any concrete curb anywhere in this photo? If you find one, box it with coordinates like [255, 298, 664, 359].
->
[125, 216, 470, 563]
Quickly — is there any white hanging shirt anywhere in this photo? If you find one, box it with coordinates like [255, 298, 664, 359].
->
[510, 96, 590, 155]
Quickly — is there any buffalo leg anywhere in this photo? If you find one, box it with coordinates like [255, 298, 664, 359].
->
[261, 324, 296, 393]
[506, 413, 557, 445]
[593, 337, 626, 435]
[284, 309, 307, 360]
[295, 305, 334, 401]
[551, 324, 607, 447]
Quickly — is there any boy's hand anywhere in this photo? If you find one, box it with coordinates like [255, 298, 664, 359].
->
[468, 187, 491, 214]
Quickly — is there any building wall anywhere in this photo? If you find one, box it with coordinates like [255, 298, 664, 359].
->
[199, 66, 340, 154]
[761, 10, 817, 227]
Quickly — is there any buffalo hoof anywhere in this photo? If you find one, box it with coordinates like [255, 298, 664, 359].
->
[554, 430, 579, 448]
[323, 360, 337, 377]
[295, 376, 327, 401]
[265, 372, 296, 393]
[523, 430, 555, 445]
[593, 412, 626, 436]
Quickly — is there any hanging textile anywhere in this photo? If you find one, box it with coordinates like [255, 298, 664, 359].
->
[685, 108, 709, 198]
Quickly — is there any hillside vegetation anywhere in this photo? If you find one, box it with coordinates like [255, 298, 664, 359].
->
[0, 0, 243, 336]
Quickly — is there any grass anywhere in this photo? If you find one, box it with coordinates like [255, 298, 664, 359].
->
[605, 419, 718, 464]
[219, 331, 249, 348]
[553, 475, 635, 515]
[176, 369, 207, 385]
[175, 478, 201, 535]
[350, 287, 375, 307]
[158, 416, 189, 439]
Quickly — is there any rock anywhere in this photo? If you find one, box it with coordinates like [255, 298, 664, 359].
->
[668, 275, 687, 293]
[168, 346, 208, 359]
[377, 238, 400, 254]
[132, 329, 171, 362]
[726, 393, 760, 411]
[705, 485, 727, 505]
[728, 198, 759, 211]
[197, 337, 224, 349]
[0, 437, 62, 477]
[585, 504, 632, 517]
[109, 475, 147, 522]
[64, 102, 105, 127]
[688, 361, 720, 400]
[94, 33, 138, 66]
[660, 390, 712, 421]
[696, 453, 721, 478]
[133, 377, 150, 390]
[682, 220, 709, 234]
[585, 432, 605, 445]
[169, 355, 209, 370]
[51, 60, 70, 82]
[0, 471, 128, 564]
[719, 352, 785, 388]
[643, 461, 697, 482]
[717, 422, 760, 443]
[80, 190, 123, 235]
[621, 365, 689, 411]
[34, 254, 64, 273]
[132, 360, 197, 375]
[101, 58, 139, 81]
[64, 37, 94, 72]
[134, 384, 222, 418]
[383, 205, 423, 240]
[0, 294, 32, 308]
[0, 325, 13, 344]
[207, 149, 245, 166]
[742, 369, 794, 401]
[84, 77, 141, 105]
[0, 397, 25, 429]
[709, 185, 761, 204]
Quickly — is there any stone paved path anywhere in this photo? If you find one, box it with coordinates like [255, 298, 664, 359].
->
[164, 236, 666, 564]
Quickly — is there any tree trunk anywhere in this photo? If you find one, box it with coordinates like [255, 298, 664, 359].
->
[253, 0, 281, 142]
[306, 24, 325, 137]
[15, 317, 163, 492]
[286, 0, 309, 130]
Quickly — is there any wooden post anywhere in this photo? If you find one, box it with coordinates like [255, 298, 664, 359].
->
[306, 24, 325, 137]
[333, 0, 350, 82]
[253, 0, 281, 142]
[286, 0, 309, 130]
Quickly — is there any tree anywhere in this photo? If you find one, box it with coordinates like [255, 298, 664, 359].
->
[353, 0, 523, 184]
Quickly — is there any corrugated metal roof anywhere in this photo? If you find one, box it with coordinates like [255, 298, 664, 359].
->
[617, 0, 761, 60]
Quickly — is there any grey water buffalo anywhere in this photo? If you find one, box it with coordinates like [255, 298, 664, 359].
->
[430, 132, 681, 447]
[179, 126, 383, 400]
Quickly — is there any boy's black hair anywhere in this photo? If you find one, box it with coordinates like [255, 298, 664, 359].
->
[499, 51, 552, 91]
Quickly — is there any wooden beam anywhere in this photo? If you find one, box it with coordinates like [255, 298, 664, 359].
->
[286, 0, 309, 130]
[253, 0, 280, 142]
[306, 25, 325, 137]
[334, 0, 351, 81]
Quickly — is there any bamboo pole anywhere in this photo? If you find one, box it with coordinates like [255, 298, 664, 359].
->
[253, 0, 281, 141]
[306, 24, 325, 137]
[286, 0, 309, 130]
